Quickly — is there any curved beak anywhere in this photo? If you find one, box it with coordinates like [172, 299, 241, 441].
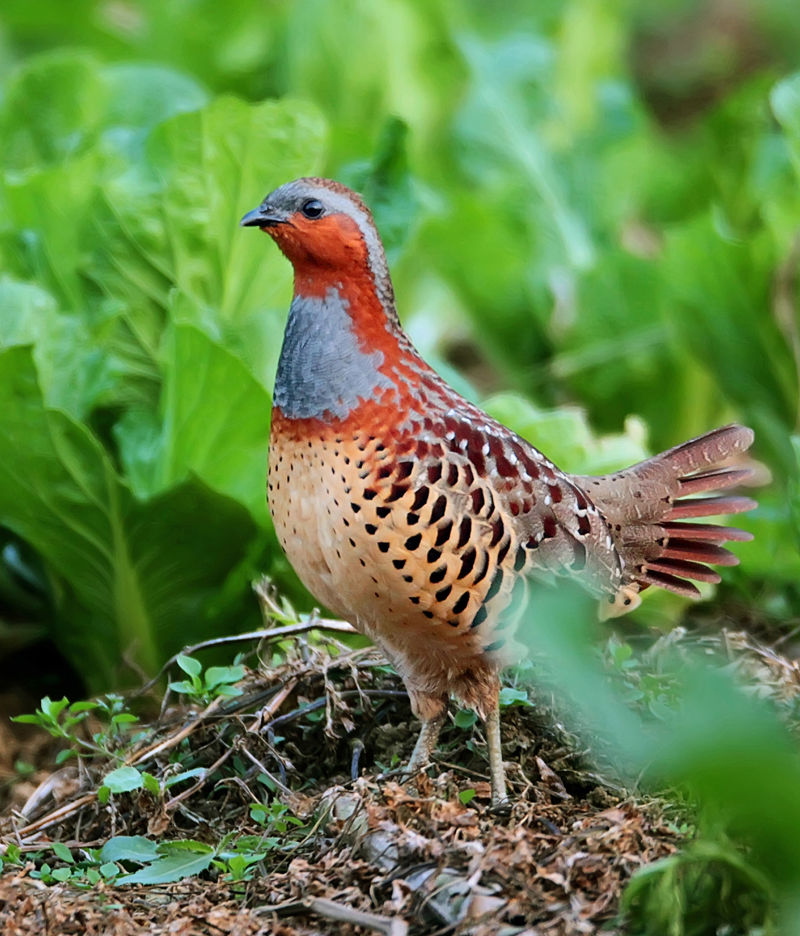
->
[240, 204, 286, 228]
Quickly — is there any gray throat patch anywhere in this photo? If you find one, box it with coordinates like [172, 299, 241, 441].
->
[273, 287, 397, 421]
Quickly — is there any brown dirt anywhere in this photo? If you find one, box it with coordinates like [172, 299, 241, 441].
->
[1, 614, 796, 936]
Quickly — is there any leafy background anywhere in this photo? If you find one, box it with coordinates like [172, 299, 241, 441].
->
[1, 0, 797, 692]
[1, 0, 800, 929]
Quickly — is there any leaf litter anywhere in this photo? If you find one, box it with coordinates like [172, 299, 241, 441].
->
[1, 589, 799, 935]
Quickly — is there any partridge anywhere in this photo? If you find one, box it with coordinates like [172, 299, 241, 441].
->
[241, 178, 759, 805]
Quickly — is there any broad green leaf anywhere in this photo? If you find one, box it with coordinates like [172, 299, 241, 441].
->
[0, 52, 108, 172]
[51, 842, 74, 863]
[0, 276, 120, 420]
[176, 654, 202, 678]
[204, 664, 246, 690]
[115, 323, 271, 521]
[0, 346, 259, 686]
[103, 95, 326, 379]
[100, 836, 160, 864]
[0, 52, 207, 174]
[453, 709, 477, 729]
[116, 842, 214, 885]
[102, 766, 144, 794]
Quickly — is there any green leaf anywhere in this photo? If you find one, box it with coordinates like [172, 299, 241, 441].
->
[459, 788, 477, 805]
[103, 95, 326, 373]
[0, 346, 259, 687]
[176, 654, 202, 678]
[102, 766, 143, 794]
[204, 664, 246, 690]
[116, 323, 272, 522]
[51, 842, 73, 863]
[498, 687, 531, 708]
[141, 773, 161, 796]
[454, 709, 477, 729]
[100, 836, 160, 864]
[116, 841, 214, 885]
[0, 52, 108, 172]
[111, 713, 139, 726]
[163, 767, 207, 789]
[40, 696, 69, 722]
[168, 679, 199, 695]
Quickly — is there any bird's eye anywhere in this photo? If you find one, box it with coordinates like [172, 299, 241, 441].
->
[300, 198, 324, 219]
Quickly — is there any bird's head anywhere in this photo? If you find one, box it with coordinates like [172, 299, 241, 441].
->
[241, 177, 386, 281]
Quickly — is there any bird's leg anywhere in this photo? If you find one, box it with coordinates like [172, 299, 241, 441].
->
[403, 691, 448, 779]
[484, 704, 508, 808]
[404, 709, 447, 777]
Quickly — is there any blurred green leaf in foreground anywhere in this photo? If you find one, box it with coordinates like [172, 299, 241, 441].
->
[519, 584, 800, 935]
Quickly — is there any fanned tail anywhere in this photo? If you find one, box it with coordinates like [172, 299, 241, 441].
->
[571, 425, 763, 611]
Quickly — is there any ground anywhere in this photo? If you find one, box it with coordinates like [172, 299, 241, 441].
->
[1, 595, 796, 936]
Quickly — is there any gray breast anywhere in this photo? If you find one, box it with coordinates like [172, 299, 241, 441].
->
[274, 287, 396, 420]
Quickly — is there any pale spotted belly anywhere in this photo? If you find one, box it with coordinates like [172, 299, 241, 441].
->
[266, 426, 524, 677]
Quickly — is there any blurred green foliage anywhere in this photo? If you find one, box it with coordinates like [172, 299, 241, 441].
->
[0, 3, 799, 930]
[0, 0, 797, 682]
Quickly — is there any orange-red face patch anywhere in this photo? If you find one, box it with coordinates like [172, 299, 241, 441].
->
[266, 213, 369, 285]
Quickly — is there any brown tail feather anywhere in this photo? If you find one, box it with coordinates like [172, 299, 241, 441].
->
[571, 423, 763, 605]
[667, 494, 758, 519]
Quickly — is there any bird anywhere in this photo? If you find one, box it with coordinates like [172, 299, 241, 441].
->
[241, 178, 759, 807]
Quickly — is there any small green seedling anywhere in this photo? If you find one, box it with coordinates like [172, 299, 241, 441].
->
[168, 654, 246, 703]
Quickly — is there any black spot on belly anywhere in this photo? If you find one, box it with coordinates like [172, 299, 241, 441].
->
[458, 547, 476, 579]
[435, 519, 453, 547]
[410, 486, 430, 510]
[489, 518, 505, 547]
[452, 591, 470, 615]
[429, 494, 447, 523]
